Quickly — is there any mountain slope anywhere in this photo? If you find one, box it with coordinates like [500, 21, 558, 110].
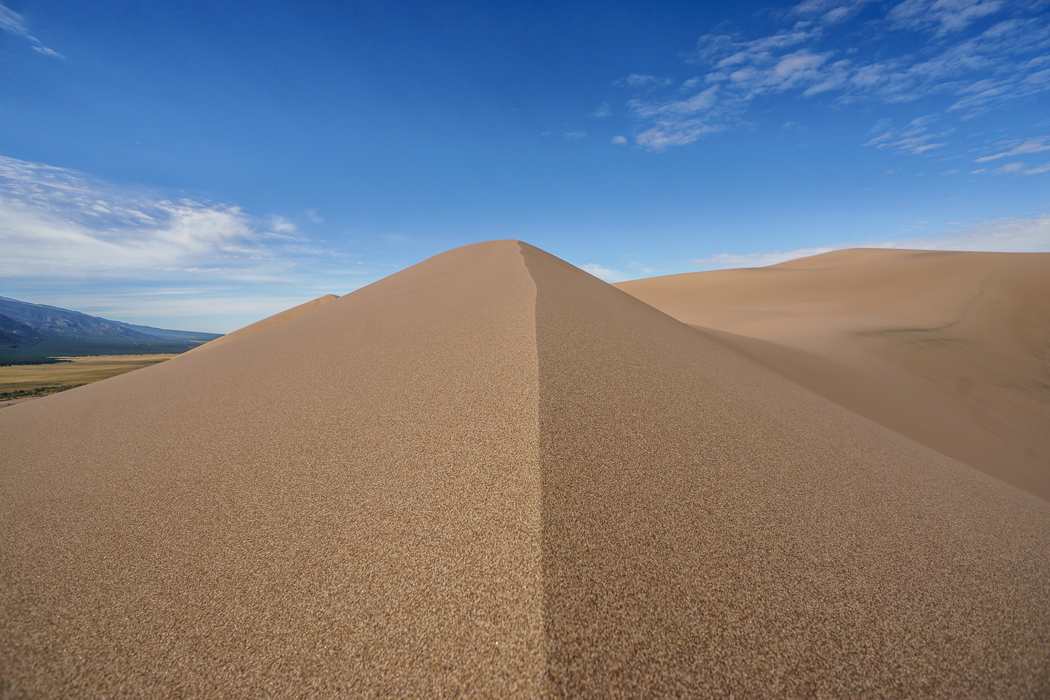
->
[0, 295, 220, 360]
[616, 249, 1050, 501]
[1, 241, 1048, 696]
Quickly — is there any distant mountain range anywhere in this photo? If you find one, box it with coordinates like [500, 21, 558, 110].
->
[0, 296, 221, 363]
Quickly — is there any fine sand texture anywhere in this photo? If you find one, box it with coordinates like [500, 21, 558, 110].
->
[188, 294, 340, 353]
[0, 243, 543, 697]
[2, 241, 1050, 696]
[617, 249, 1050, 502]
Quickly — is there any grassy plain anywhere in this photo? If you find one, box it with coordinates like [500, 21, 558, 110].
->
[0, 354, 176, 401]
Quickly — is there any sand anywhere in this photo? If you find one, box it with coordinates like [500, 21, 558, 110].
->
[1, 241, 1049, 696]
[188, 294, 340, 353]
[617, 249, 1050, 501]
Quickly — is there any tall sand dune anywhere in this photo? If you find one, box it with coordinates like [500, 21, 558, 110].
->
[617, 249, 1050, 501]
[2, 241, 1049, 696]
[189, 293, 340, 353]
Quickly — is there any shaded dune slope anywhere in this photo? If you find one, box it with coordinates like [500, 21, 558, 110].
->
[524, 243, 1050, 696]
[189, 293, 341, 353]
[616, 249, 1050, 501]
[2, 241, 1049, 696]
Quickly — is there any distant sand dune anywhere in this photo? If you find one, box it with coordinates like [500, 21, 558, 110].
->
[617, 249, 1050, 501]
[1, 242, 1048, 696]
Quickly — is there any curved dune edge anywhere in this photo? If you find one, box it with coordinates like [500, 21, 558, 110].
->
[616, 249, 1050, 501]
[187, 293, 341, 354]
[0, 241, 1048, 696]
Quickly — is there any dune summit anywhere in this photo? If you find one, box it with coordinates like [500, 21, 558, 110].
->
[1, 241, 1049, 696]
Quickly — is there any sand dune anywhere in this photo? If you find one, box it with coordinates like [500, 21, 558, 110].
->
[1, 241, 1048, 696]
[189, 293, 340, 353]
[617, 249, 1050, 501]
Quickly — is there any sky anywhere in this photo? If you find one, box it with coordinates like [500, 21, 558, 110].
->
[1, 0, 1048, 332]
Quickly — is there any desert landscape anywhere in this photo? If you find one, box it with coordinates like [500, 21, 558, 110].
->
[4, 1, 1048, 695]
[1, 240, 1048, 696]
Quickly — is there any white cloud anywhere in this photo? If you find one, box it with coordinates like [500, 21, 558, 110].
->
[580, 263, 631, 282]
[592, 103, 612, 118]
[618, 74, 673, 88]
[792, 0, 876, 25]
[619, 0, 1050, 150]
[888, 0, 1004, 35]
[976, 160, 1050, 175]
[975, 137, 1050, 162]
[694, 214, 1050, 269]
[612, 135, 628, 144]
[565, 130, 587, 140]
[863, 116, 952, 155]
[0, 2, 63, 58]
[0, 155, 319, 279]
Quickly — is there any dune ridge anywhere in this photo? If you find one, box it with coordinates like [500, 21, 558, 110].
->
[1, 241, 1049, 696]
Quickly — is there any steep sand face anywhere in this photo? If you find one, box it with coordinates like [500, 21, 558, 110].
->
[0, 242, 543, 697]
[188, 293, 340, 353]
[1, 241, 1049, 696]
[616, 249, 1050, 501]
[525, 243, 1050, 696]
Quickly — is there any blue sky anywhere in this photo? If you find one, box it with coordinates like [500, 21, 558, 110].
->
[1, 0, 1048, 332]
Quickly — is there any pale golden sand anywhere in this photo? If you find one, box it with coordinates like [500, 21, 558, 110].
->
[1, 241, 1048, 696]
[617, 249, 1050, 501]
[188, 294, 341, 354]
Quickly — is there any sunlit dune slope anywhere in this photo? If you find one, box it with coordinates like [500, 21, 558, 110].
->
[189, 293, 340, 353]
[2, 241, 1049, 696]
[617, 248, 1050, 501]
[0, 242, 545, 697]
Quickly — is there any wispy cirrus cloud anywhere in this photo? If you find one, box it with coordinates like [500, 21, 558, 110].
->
[620, 0, 1050, 151]
[864, 116, 952, 155]
[974, 137, 1050, 162]
[0, 155, 378, 332]
[791, 0, 876, 25]
[694, 213, 1050, 269]
[887, 0, 1004, 35]
[0, 2, 62, 58]
[0, 155, 325, 279]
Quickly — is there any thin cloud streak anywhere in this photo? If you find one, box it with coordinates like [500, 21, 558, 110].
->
[693, 213, 1050, 269]
[975, 138, 1050, 162]
[0, 2, 63, 58]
